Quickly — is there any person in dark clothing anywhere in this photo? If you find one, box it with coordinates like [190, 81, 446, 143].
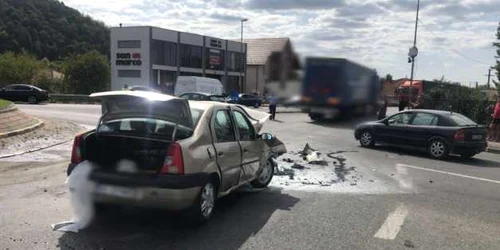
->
[398, 100, 407, 111]
[378, 95, 388, 120]
[268, 94, 278, 120]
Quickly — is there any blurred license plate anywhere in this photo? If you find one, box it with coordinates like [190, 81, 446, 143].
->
[472, 135, 482, 140]
[96, 185, 139, 199]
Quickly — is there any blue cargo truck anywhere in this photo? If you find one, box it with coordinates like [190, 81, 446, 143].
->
[301, 57, 380, 120]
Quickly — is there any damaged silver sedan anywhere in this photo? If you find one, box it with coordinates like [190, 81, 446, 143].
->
[67, 90, 286, 222]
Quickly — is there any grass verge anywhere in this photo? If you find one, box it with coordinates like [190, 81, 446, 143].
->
[0, 99, 12, 110]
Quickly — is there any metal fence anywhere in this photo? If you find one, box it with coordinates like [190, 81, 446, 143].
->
[49, 94, 98, 104]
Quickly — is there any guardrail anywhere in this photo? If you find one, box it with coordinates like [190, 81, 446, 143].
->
[49, 94, 99, 104]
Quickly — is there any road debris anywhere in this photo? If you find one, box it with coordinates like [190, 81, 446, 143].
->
[291, 163, 306, 170]
[403, 240, 416, 248]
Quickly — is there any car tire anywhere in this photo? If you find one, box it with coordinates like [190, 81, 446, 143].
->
[251, 158, 274, 188]
[254, 102, 260, 108]
[359, 130, 375, 147]
[460, 153, 475, 159]
[27, 95, 37, 104]
[309, 113, 323, 121]
[189, 179, 217, 223]
[427, 139, 449, 159]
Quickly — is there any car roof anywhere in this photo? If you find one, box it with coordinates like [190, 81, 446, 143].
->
[400, 109, 453, 116]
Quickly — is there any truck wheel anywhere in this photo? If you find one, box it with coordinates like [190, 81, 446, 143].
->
[251, 158, 274, 188]
[189, 179, 217, 223]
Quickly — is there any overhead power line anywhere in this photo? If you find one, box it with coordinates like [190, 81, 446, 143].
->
[417, 19, 490, 65]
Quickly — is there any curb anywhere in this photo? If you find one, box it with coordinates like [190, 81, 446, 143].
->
[486, 147, 500, 154]
[0, 104, 16, 114]
[0, 138, 72, 159]
[0, 119, 44, 139]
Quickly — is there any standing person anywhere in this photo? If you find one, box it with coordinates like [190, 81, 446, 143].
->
[490, 96, 500, 142]
[268, 93, 277, 121]
[231, 89, 239, 103]
[378, 94, 388, 120]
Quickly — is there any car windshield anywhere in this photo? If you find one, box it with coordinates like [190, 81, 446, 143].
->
[209, 96, 225, 102]
[449, 113, 477, 126]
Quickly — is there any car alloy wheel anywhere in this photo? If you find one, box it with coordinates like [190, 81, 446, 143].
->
[258, 160, 273, 184]
[200, 182, 215, 219]
[428, 139, 448, 159]
[28, 96, 37, 104]
[254, 102, 260, 108]
[360, 131, 374, 147]
[251, 158, 274, 188]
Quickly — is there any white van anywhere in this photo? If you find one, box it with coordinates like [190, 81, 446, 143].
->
[174, 76, 224, 96]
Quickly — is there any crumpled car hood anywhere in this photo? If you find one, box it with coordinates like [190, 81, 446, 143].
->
[240, 106, 270, 133]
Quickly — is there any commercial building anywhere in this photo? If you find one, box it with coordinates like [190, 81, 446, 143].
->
[242, 38, 300, 95]
[111, 26, 247, 93]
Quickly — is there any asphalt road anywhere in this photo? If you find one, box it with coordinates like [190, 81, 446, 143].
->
[1, 104, 500, 249]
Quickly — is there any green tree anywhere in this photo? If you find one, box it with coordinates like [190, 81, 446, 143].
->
[493, 22, 500, 90]
[0, 51, 43, 86]
[63, 50, 109, 94]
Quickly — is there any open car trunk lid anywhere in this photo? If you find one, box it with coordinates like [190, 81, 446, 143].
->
[90, 90, 193, 130]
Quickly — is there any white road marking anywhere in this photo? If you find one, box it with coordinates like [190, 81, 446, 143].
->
[374, 204, 409, 240]
[395, 164, 413, 190]
[396, 163, 500, 185]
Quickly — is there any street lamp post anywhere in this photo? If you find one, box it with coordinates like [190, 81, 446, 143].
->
[408, 0, 420, 109]
[240, 18, 248, 93]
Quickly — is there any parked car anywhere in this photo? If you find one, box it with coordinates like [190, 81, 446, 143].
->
[67, 91, 285, 222]
[354, 110, 487, 159]
[174, 76, 223, 96]
[229, 94, 263, 108]
[179, 92, 227, 102]
[129, 85, 160, 92]
[0, 84, 49, 104]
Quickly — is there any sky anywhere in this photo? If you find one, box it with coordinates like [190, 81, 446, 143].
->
[61, 0, 500, 86]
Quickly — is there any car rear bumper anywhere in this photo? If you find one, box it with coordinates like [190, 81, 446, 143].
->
[68, 164, 209, 210]
[451, 141, 487, 155]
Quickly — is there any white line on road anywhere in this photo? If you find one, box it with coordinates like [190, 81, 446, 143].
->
[396, 163, 500, 185]
[374, 204, 409, 240]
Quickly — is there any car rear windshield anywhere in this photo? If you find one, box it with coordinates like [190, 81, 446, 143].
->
[449, 113, 476, 126]
[97, 107, 204, 140]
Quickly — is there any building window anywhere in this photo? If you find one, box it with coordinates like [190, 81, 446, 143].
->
[152, 40, 177, 66]
[118, 70, 141, 78]
[180, 44, 202, 68]
[226, 51, 244, 72]
[118, 40, 141, 49]
[205, 48, 224, 70]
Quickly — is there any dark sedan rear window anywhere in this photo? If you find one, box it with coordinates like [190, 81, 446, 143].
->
[449, 113, 476, 126]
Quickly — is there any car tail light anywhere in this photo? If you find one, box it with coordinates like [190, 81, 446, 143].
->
[160, 142, 184, 175]
[454, 129, 465, 141]
[71, 134, 83, 164]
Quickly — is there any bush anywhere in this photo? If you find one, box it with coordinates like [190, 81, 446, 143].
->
[63, 50, 110, 94]
[33, 73, 66, 93]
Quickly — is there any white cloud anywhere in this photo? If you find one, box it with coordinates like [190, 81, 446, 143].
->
[61, 0, 499, 84]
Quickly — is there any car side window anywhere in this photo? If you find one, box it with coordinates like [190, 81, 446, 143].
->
[388, 113, 412, 125]
[4, 86, 15, 90]
[180, 94, 190, 100]
[411, 113, 438, 126]
[233, 111, 256, 141]
[214, 110, 236, 142]
[16, 86, 31, 91]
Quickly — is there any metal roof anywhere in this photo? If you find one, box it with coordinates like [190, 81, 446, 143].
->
[241, 38, 290, 65]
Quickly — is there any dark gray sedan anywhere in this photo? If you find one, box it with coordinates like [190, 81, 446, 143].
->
[354, 110, 488, 159]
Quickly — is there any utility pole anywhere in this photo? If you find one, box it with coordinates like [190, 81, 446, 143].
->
[239, 18, 248, 93]
[408, 0, 420, 109]
[486, 68, 492, 89]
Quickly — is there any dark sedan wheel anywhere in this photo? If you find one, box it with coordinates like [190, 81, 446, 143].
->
[27, 95, 37, 104]
[253, 102, 260, 108]
[428, 139, 449, 159]
[359, 131, 375, 147]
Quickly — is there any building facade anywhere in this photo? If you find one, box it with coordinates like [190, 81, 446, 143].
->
[242, 38, 300, 95]
[111, 26, 247, 93]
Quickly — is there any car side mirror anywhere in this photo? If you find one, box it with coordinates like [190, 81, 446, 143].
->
[260, 133, 274, 140]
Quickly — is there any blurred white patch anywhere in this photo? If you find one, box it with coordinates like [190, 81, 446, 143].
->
[116, 159, 138, 173]
[51, 161, 96, 233]
[306, 151, 323, 163]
